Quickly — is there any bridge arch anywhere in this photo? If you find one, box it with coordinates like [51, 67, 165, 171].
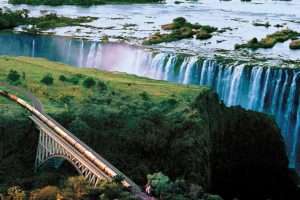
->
[36, 155, 83, 175]
[33, 115, 111, 186]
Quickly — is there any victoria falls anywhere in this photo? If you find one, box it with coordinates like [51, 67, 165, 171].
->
[0, 0, 300, 200]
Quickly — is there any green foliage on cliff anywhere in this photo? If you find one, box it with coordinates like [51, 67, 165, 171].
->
[0, 56, 299, 199]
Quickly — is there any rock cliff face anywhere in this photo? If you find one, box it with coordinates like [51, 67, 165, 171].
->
[193, 89, 296, 199]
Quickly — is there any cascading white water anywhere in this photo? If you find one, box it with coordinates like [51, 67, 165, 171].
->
[66, 40, 72, 63]
[78, 41, 84, 67]
[247, 67, 264, 110]
[227, 65, 245, 107]
[86, 42, 97, 67]
[32, 39, 35, 57]
[259, 68, 271, 112]
[291, 98, 300, 168]
[183, 57, 198, 84]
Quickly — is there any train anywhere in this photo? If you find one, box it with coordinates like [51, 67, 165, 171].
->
[0, 89, 131, 188]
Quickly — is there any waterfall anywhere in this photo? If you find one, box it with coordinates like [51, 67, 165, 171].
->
[31, 39, 35, 57]
[86, 42, 97, 67]
[178, 58, 190, 83]
[227, 65, 245, 106]
[66, 40, 72, 63]
[163, 55, 176, 81]
[94, 43, 103, 68]
[78, 41, 84, 67]
[247, 67, 264, 110]
[259, 68, 271, 112]
[283, 72, 298, 139]
[183, 57, 198, 84]
[271, 70, 282, 114]
[290, 98, 300, 169]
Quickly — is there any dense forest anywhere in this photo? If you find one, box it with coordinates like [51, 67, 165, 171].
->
[0, 57, 299, 199]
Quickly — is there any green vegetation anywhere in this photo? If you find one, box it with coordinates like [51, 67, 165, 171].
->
[59, 75, 68, 82]
[83, 77, 96, 88]
[0, 56, 299, 199]
[145, 172, 223, 199]
[0, 8, 97, 32]
[7, 69, 21, 83]
[0, 176, 137, 199]
[289, 39, 300, 49]
[235, 29, 300, 49]
[143, 17, 218, 45]
[9, 0, 162, 6]
[40, 74, 54, 85]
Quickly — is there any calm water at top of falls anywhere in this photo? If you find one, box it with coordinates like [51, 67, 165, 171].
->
[1, 0, 300, 61]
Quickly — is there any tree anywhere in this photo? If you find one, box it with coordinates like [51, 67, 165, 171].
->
[83, 77, 96, 88]
[41, 74, 54, 85]
[29, 186, 59, 200]
[59, 176, 93, 199]
[146, 172, 170, 197]
[7, 70, 20, 82]
[7, 186, 26, 200]
[112, 174, 125, 184]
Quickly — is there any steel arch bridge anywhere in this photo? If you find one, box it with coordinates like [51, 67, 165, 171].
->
[0, 88, 151, 199]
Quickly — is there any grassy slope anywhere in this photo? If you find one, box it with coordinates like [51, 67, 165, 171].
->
[0, 56, 204, 113]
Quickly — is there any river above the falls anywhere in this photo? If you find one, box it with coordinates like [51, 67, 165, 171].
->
[1, 0, 300, 61]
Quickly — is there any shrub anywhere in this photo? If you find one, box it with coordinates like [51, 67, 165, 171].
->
[41, 74, 54, 85]
[289, 39, 300, 49]
[7, 186, 26, 200]
[83, 77, 96, 88]
[29, 186, 59, 200]
[140, 91, 150, 101]
[196, 30, 212, 40]
[97, 81, 107, 92]
[59, 75, 68, 82]
[7, 70, 20, 82]
[69, 76, 80, 85]
[172, 17, 187, 29]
